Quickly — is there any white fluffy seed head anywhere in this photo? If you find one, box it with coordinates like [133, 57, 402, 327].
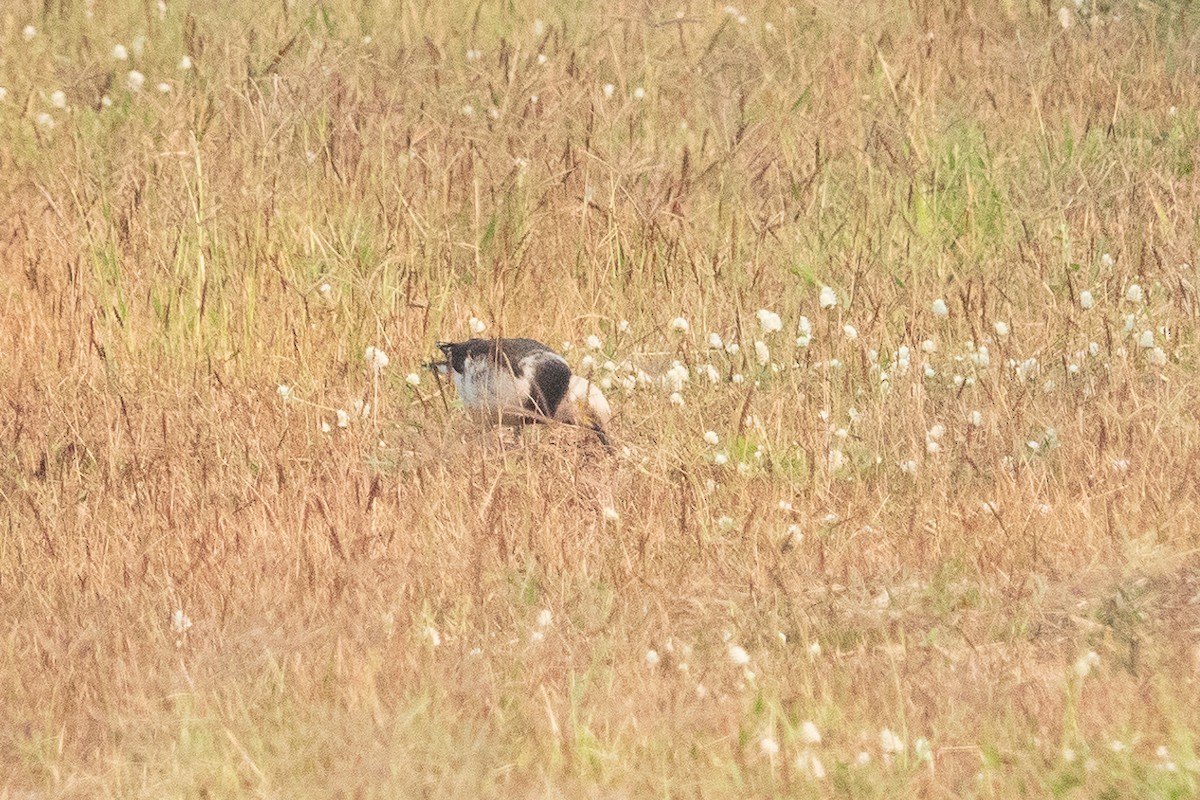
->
[754, 340, 770, 366]
[755, 308, 783, 333]
[364, 345, 390, 371]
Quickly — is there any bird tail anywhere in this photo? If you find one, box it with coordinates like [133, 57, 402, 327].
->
[589, 421, 613, 451]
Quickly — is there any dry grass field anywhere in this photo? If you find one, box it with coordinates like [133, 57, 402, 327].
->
[3, 0, 1200, 796]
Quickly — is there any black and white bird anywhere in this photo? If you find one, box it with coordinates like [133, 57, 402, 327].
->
[429, 338, 612, 447]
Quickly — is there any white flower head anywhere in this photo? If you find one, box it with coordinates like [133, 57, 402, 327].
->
[35, 112, 55, 130]
[665, 361, 689, 392]
[171, 609, 193, 635]
[728, 644, 751, 665]
[179, 54, 193, 70]
[708, 332, 724, 349]
[632, 86, 646, 100]
[754, 340, 770, 366]
[1058, 6, 1072, 29]
[1080, 290, 1094, 310]
[336, 409, 350, 428]
[277, 384, 292, 400]
[800, 720, 822, 745]
[405, 372, 421, 387]
[585, 334, 603, 350]
[645, 649, 660, 666]
[1074, 650, 1100, 678]
[994, 320, 1009, 337]
[49, 90, 67, 108]
[22, 24, 37, 41]
[880, 728, 905, 754]
[126, 70, 146, 92]
[0, 87, 7, 102]
[532, 18, 546, 36]
[703, 430, 719, 446]
[364, 345, 390, 371]
[112, 43, 129, 60]
[932, 298, 949, 317]
[157, 82, 171, 94]
[536, 608, 553, 627]
[1125, 283, 1144, 303]
[669, 391, 685, 407]
[842, 324, 858, 341]
[1138, 330, 1154, 349]
[602, 506, 620, 522]
[468, 316, 486, 334]
[819, 285, 837, 309]
[670, 316, 690, 333]
[760, 737, 780, 756]
[1015, 357, 1040, 381]
[755, 308, 783, 334]
[1101, 253, 1115, 268]
[602, 83, 615, 99]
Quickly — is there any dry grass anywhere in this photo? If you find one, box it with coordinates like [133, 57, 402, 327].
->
[3, 0, 1200, 796]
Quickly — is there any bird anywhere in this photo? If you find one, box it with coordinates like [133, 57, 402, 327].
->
[428, 338, 612, 447]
